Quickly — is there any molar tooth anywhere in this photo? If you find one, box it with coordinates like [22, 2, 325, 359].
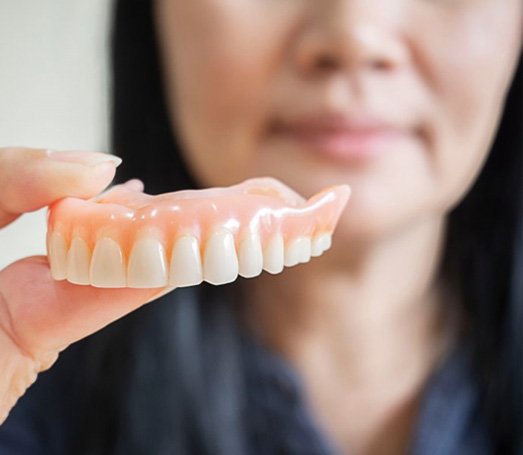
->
[90, 238, 126, 288]
[238, 233, 263, 278]
[263, 233, 284, 274]
[66, 237, 90, 285]
[311, 233, 333, 257]
[285, 237, 311, 267]
[48, 232, 68, 280]
[127, 237, 168, 288]
[311, 238, 322, 257]
[203, 228, 239, 285]
[169, 235, 203, 287]
[313, 233, 332, 256]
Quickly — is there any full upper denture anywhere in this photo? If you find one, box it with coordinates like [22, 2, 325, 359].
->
[46, 177, 350, 288]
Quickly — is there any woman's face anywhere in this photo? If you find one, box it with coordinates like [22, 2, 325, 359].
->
[155, 0, 522, 241]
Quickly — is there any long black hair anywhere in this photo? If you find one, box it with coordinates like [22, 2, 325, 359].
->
[76, 0, 523, 453]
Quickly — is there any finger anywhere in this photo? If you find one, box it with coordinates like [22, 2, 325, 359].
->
[0, 147, 122, 227]
[121, 179, 145, 192]
[0, 256, 171, 358]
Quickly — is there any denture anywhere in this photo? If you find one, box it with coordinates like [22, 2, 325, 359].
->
[47, 177, 350, 288]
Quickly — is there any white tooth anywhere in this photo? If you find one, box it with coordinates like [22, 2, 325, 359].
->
[285, 237, 311, 267]
[320, 234, 332, 252]
[127, 237, 168, 288]
[263, 233, 284, 274]
[169, 235, 203, 287]
[238, 233, 263, 278]
[203, 229, 239, 285]
[311, 233, 332, 256]
[311, 237, 322, 257]
[48, 232, 68, 280]
[67, 237, 90, 285]
[298, 237, 312, 263]
[90, 238, 126, 288]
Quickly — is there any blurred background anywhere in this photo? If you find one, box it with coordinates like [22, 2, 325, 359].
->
[0, 0, 110, 268]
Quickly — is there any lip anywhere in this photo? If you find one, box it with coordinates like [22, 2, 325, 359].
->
[272, 113, 418, 162]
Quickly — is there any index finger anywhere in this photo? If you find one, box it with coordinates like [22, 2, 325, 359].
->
[0, 147, 122, 227]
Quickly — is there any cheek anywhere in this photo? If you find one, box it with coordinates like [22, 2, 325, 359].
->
[173, 52, 264, 187]
[156, 1, 299, 187]
[414, 3, 522, 211]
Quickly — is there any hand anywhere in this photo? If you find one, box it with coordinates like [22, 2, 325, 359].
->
[0, 147, 167, 423]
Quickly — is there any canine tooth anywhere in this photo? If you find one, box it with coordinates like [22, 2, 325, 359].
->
[67, 237, 90, 285]
[90, 238, 126, 287]
[263, 233, 284, 274]
[203, 229, 239, 285]
[169, 235, 203, 287]
[285, 237, 311, 267]
[48, 232, 68, 280]
[238, 233, 263, 278]
[127, 238, 168, 288]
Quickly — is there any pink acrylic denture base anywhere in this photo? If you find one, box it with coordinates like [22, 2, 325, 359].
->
[47, 178, 350, 261]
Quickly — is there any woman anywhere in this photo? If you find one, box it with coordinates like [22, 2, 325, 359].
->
[0, 0, 521, 453]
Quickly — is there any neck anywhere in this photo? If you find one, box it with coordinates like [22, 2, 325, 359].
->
[242, 214, 458, 454]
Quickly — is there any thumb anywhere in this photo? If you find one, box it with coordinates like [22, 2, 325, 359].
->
[0, 256, 168, 359]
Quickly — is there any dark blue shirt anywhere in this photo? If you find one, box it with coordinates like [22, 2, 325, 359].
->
[0, 334, 491, 454]
[242, 337, 492, 455]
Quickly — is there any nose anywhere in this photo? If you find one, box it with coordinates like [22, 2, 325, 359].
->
[292, 1, 409, 77]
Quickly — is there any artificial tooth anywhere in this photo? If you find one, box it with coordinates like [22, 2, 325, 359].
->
[127, 237, 168, 288]
[90, 237, 126, 287]
[238, 233, 263, 278]
[297, 237, 312, 263]
[203, 228, 239, 285]
[48, 231, 68, 280]
[311, 233, 332, 256]
[311, 237, 322, 257]
[66, 237, 90, 285]
[169, 235, 203, 287]
[263, 233, 284, 274]
[284, 236, 311, 267]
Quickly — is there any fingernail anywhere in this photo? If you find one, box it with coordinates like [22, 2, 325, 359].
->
[46, 150, 122, 167]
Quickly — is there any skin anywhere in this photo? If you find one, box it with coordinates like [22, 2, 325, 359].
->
[0, 148, 170, 422]
[154, 0, 523, 453]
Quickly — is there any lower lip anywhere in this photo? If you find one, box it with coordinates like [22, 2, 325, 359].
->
[275, 128, 415, 162]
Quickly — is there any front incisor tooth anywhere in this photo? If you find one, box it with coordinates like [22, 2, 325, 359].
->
[48, 232, 68, 280]
[67, 237, 90, 285]
[90, 237, 126, 288]
[311, 233, 332, 256]
[263, 233, 284, 274]
[238, 233, 263, 278]
[169, 235, 203, 287]
[127, 237, 168, 288]
[203, 229, 239, 285]
[284, 237, 311, 267]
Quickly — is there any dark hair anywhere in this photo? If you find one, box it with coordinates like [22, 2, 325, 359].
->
[443, 50, 523, 452]
[76, 0, 523, 453]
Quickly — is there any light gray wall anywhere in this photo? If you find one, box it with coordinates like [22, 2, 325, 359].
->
[0, 1, 111, 269]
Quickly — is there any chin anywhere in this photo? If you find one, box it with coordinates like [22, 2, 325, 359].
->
[333, 208, 398, 245]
